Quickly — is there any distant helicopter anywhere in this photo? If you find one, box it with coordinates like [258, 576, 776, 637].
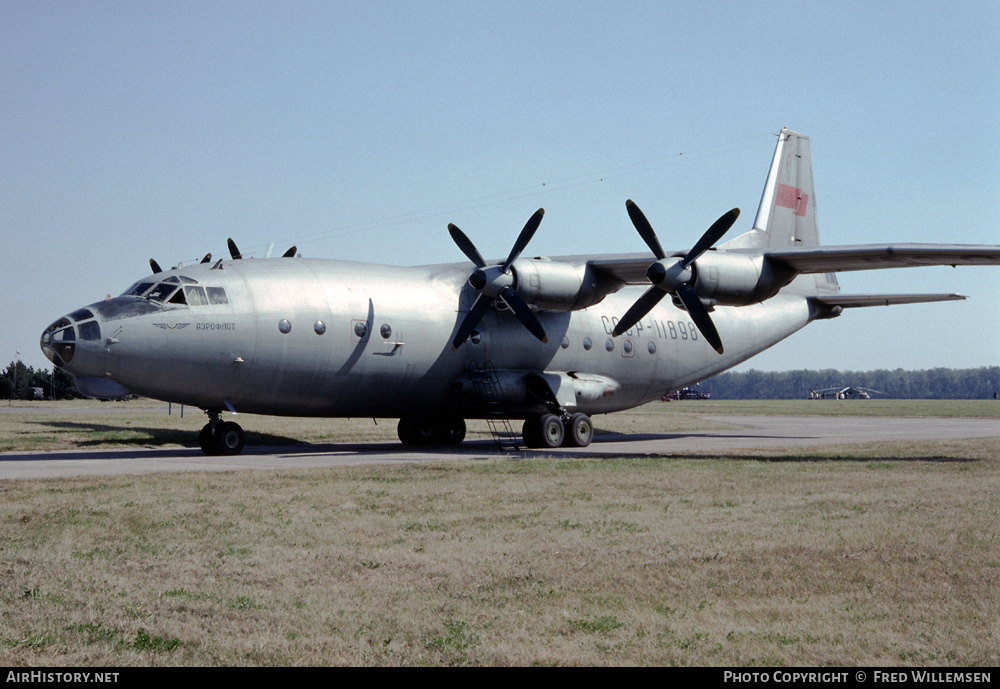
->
[809, 386, 884, 400]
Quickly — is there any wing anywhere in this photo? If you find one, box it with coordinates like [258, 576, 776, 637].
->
[765, 244, 1000, 273]
[810, 293, 966, 309]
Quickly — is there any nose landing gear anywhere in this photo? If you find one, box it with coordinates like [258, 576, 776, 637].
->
[199, 411, 245, 455]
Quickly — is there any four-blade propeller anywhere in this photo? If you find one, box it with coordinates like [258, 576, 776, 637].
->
[612, 200, 740, 355]
[448, 208, 548, 350]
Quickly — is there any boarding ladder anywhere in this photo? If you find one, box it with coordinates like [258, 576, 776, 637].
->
[470, 361, 521, 451]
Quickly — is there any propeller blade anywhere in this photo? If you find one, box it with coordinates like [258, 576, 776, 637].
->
[625, 200, 666, 260]
[282, 246, 297, 258]
[449, 209, 547, 348]
[612, 285, 667, 336]
[677, 284, 724, 354]
[448, 224, 487, 269]
[498, 286, 547, 343]
[501, 208, 544, 274]
[149, 258, 162, 274]
[200, 253, 212, 264]
[451, 294, 492, 350]
[227, 238, 242, 260]
[682, 208, 740, 268]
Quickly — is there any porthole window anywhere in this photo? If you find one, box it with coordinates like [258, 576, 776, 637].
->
[648, 341, 657, 354]
[582, 337, 592, 351]
[560, 336, 570, 349]
[278, 319, 291, 334]
[380, 324, 392, 339]
[623, 340, 633, 355]
[605, 338, 615, 352]
[470, 331, 482, 345]
[354, 321, 368, 338]
[314, 320, 327, 335]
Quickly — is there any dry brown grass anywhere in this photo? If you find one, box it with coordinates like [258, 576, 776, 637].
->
[2, 432, 998, 666]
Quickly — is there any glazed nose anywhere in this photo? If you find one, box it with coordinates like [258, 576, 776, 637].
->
[40, 308, 103, 371]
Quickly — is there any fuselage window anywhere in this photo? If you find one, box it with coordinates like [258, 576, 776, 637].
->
[207, 287, 228, 305]
[185, 286, 208, 306]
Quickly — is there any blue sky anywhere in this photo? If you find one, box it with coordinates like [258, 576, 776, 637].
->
[3, 0, 998, 375]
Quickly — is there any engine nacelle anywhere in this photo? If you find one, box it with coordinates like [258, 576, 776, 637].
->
[509, 258, 608, 312]
[688, 252, 794, 306]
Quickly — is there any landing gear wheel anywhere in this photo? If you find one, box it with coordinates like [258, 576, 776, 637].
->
[539, 413, 565, 448]
[199, 423, 217, 455]
[523, 414, 565, 448]
[199, 420, 245, 456]
[398, 418, 434, 446]
[564, 413, 594, 447]
[215, 421, 245, 455]
[432, 418, 466, 445]
[398, 417, 467, 446]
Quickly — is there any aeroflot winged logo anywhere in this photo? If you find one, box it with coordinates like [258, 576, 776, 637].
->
[153, 322, 190, 331]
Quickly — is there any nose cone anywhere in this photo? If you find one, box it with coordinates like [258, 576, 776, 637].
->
[41, 307, 104, 371]
[40, 315, 80, 369]
[40, 307, 130, 398]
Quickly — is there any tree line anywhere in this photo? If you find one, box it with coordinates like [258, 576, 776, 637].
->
[2, 361, 80, 400]
[702, 366, 1000, 400]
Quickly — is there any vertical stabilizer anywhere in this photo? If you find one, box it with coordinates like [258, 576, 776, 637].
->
[751, 128, 821, 247]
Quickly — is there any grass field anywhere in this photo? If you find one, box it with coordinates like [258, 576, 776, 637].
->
[1, 400, 998, 666]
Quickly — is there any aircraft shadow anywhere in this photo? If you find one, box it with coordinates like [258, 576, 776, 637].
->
[1, 420, 983, 465]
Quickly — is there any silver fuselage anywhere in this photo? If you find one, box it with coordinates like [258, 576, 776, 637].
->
[46, 255, 813, 419]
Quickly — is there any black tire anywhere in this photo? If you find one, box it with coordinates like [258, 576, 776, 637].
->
[398, 418, 434, 446]
[199, 423, 218, 455]
[521, 415, 542, 448]
[564, 413, 593, 447]
[538, 413, 565, 448]
[215, 421, 245, 455]
[432, 418, 466, 445]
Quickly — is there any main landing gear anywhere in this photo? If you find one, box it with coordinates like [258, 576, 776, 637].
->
[397, 413, 594, 449]
[522, 412, 594, 449]
[397, 417, 467, 446]
[199, 411, 245, 456]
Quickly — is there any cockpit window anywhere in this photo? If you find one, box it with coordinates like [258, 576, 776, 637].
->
[185, 286, 208, 305]
[123, 282, 154, 297]
[69, 308, 94, 322]
[168, 288, 187, 305]
[207, 287, 228, 305]
[147, 283, 179, 302]
[78, 321, 101, 341]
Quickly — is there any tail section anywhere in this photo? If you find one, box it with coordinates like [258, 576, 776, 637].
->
[751, 127, 821, 247]
[723, 127, 839, 296]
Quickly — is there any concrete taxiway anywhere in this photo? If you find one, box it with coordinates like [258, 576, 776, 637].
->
[1, 415, 997, 480]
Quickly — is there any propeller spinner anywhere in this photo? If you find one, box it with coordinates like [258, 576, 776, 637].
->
[612, 200, 740, 355]
[448, 208, 548, 350]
